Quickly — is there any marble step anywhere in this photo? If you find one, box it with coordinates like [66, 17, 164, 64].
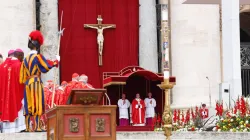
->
[0, 132, 250, 140]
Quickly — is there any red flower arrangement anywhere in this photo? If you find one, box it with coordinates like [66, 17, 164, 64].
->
[173, 110, 177, 123]
[215, 101, 223, 117]
[191, 108, 195, 119]
[240, 96, 247, 117]
[157, 114, 162, 124]
[152, 115, 157, 130]
[185, 109, 190, 124]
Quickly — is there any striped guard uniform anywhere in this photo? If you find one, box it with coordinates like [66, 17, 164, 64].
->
[19, 52, 57, 131]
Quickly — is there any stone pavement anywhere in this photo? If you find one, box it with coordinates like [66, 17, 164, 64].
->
[1, 132, 250, 140]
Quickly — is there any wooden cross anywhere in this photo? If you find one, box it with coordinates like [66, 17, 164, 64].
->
[84, 15, 116, 66]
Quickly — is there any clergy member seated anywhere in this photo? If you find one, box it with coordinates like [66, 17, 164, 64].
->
[131, 93, 145, 126]
[57, 81, 68, 105]
[44, 80, 54, 108]
[79, 74, 94, 89]
[64, 73, 81, 101]
[117, 93, 130, 126]
[145, 92, 156, 126]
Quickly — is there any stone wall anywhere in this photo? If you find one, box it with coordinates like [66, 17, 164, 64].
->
[171, 0, 221, 109]
[0, 0, 35, 59]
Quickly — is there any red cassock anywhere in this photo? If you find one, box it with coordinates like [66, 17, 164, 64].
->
[131, 99, 146, 124]
[56, 87, 66, 105]
[0, 58, 11, 116]
[0, 58, 24, 122]
[53, 88, 60, 105]
[64, 81, 81, 103]
[64, 82, 74, 102]
[44, 87, 52, 108]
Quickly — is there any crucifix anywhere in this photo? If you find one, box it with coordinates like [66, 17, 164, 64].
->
[84, 15, 116, 66]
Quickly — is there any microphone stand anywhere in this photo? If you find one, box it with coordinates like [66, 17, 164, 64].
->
[206, 77, 211, 107]
[104, 92, 111, 105]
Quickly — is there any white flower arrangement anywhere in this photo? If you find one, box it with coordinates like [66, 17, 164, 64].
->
[212, 127, 217, 131]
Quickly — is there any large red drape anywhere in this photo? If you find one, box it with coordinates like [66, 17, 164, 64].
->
[58, 0, 139, 87]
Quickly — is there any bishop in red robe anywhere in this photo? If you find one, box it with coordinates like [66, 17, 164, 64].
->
[131, 93, 145, 126]
[64, 73, 81, 103]
[0, 50, 14, 118]
[79, 74, 94, 89]
[0, 49, 25, 133]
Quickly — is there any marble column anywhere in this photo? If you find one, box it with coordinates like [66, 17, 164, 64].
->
[139, 0, 158, 72]
[171, 0, 221, 109]
[221, 0, 242, 100]
[40, 0, 60, 84]
[0, 0, 36, 59]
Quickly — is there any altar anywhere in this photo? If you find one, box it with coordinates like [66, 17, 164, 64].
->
[46, 89, 117, 140]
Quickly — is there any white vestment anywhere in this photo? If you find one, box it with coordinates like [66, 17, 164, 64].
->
[144, 98, 156, 118]
[117, 99, 130, 119]
[1, 99, 25, 133]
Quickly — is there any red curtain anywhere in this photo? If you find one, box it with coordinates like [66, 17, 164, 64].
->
[58, 0, 139, 87]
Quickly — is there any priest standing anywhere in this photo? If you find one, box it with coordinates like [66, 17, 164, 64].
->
[0, 49, 25, 133]
[131, 93, 145, 126]
[117, 93, 130, 126]
[144, 92, 156, 126]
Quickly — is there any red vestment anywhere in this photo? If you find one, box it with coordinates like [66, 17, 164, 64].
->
[44, 87, 52, 108]
[56, 87, 66, 105]
[0, 58, 23, 122]
[64, 81, 82, 103]
[53, 88, 60, 105]
[131, 98, 145, 124]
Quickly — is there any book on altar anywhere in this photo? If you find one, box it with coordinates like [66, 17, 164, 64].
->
[66, 89, 106, 105]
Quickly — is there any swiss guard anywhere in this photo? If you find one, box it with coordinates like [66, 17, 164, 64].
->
[19, 30, 60, 132]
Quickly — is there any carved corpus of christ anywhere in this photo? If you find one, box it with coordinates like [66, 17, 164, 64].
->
[84, 15, 116, 66]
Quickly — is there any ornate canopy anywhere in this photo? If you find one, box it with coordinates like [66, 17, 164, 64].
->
[183, 0, 250, 4]
[103, 66, 164, 87]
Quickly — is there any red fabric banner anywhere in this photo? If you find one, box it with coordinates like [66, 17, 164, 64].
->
[58, 0, 139, 88]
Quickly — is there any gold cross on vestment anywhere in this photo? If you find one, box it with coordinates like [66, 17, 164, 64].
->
[84, 15, 116, 66]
